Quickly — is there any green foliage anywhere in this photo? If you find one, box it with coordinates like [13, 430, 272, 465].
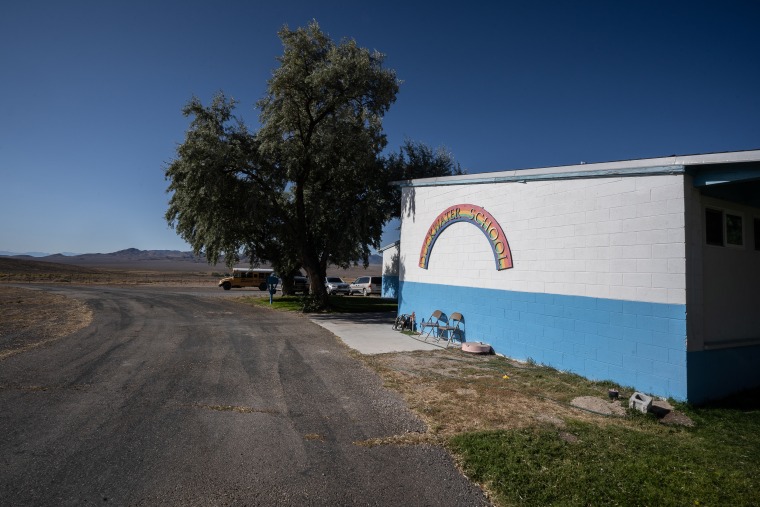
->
[449, 410, 760, 507]
[385, 138, 465, 220]
[255, 21, 401, 275]
[165, 20, 462, 309]
[164, 93, 282, 268]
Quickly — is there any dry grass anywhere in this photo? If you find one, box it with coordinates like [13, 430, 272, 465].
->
[0, 286, 92, 360]
[359, 349, 641, 440]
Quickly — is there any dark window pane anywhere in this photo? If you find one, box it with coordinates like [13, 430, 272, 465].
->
[705, 208, 723, 246]
[726, 213, 743, 246]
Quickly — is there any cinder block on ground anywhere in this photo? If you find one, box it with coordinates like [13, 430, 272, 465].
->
[629, 392, 653, 413]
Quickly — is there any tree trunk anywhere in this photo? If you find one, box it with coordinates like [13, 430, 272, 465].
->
[294, 175, 329, 309]
[302, 260, 328, 308]
[279, 272, 296, 296]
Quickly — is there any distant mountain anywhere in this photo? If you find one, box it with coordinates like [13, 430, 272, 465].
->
[0, 248, 209, 272]
[0, 251, 80, 257]
[0, 251, 52, 257]
[39, 248, 209, 264]
[1, 248, 382, 273]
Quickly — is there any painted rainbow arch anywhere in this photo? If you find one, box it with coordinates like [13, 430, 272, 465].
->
[419, 204, 513, 270]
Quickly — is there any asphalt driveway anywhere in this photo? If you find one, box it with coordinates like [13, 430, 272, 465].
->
[309, 311, 443, 354]
[0, 285, 488, 505]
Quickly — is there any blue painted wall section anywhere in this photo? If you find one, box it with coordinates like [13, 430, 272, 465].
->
[399, 281, 688, 400]
[687, 346, 760, 404]
[382, 275, 399, 299]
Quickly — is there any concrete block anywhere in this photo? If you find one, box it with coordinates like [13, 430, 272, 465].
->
[629, 392, 653, 413]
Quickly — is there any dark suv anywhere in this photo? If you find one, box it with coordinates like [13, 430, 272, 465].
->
[274, 271, 310, 294]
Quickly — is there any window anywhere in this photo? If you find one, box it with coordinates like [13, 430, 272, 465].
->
[726, 213, 743, 247]
[706, 207, 744, 248]
[705, 208, 723, 246]
[755, 218, 760, 251]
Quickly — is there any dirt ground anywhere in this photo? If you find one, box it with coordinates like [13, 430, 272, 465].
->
[0, 286, 92, 360]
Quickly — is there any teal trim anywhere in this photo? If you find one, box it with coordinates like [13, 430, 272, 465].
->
[399, 281, 688, 400]
[689, 164, 760, 186]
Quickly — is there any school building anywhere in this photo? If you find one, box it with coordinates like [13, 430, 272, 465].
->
[394, 150, 760, 403]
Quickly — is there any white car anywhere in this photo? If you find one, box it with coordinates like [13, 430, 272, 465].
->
[348, 276, 382, 296]
[325, 276, 349, 295]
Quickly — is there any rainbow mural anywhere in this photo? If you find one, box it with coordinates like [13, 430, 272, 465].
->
[419, 204, 513, 270]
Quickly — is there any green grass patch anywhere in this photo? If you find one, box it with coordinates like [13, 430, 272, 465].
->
[239, 295, 306, 312]
[239, 294, 397, 313]
[449, 404, 760, 507]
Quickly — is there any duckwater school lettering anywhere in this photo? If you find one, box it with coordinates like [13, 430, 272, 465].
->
[419, 204, 513, 270]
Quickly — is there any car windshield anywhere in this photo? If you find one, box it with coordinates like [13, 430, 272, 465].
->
[326, 277, 343, 283]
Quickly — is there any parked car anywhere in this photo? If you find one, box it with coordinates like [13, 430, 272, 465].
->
[348, 276, 382, 296]
[325, 276, 349, 295]
[274, 271, 310, 294]
[292, 272, 310, 294]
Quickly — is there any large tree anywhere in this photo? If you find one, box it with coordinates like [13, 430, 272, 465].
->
[165, 21, 460, 308]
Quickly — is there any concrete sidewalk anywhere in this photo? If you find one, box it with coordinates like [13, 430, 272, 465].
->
[309, 312, 445, 354]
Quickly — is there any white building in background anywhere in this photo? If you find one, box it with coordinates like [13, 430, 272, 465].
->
[395, 150, 760, 403]
[380, 240, 400, 299]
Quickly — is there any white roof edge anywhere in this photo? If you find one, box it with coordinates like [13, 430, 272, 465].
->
[396, 149, 760, 187]
[378, 240, 400, 252]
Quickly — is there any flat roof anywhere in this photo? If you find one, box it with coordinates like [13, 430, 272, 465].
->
[395, 149, 760, 188]
[378, 240, 400, 252]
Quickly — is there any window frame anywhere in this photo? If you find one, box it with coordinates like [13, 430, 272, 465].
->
[725, 211, 744, 248]
[705, 206, 745, 249]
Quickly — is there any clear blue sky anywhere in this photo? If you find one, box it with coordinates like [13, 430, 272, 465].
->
[2, 1, 758, 255]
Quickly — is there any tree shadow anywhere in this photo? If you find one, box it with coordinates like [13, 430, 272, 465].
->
[382, 248, 400, 299]
[400, 185, 417, 222]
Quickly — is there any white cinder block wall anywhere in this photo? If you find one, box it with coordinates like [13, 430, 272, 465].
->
[402, 175, 686, 300]
[399, 174, 689, 399]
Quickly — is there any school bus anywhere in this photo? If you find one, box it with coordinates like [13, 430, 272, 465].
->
[218, 268, 274, 291]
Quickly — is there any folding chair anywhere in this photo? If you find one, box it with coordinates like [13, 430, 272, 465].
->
[420, 310, 445, 341]
[439, 312, 464, 347]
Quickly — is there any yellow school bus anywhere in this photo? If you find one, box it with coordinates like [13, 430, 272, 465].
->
[218, 268, 274, 291]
